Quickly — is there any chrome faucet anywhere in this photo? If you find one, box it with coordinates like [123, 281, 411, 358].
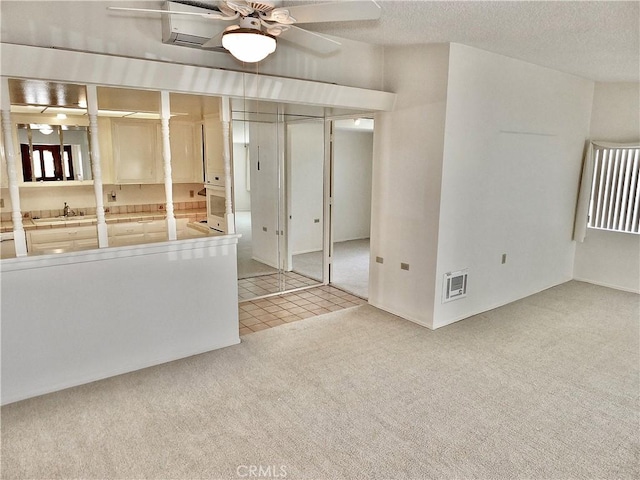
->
[63, 202, 71, 217]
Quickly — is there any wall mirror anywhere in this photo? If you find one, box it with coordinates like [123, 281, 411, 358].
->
[16, 124, 91, 182]
[9, 79, 92, 183]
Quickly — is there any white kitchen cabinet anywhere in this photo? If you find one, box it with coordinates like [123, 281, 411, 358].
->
[111, 118, 203, 185]
[203, 114, 225, 185]
[112, 119, 158, 184]
[108, 219, 168, 247]
[159, 121, 203, 183]
[27, 226, 98, 255]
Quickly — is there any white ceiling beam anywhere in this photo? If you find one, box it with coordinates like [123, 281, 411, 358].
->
[1, 43, 396, 112]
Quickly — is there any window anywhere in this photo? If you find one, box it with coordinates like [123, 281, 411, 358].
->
[20, 144, 74, 182]
[587, 145, 640, 234]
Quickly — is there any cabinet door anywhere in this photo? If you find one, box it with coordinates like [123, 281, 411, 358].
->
[166, 122, 203, 183]
[112, 120, 157, 184]
[203, 114, 224, 185]
[110, 234, 145, 247]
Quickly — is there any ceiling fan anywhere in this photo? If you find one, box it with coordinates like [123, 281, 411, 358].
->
[108, 0, 381, 63]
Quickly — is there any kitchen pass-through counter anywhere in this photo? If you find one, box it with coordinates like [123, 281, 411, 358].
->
[0, 206, 222, 258]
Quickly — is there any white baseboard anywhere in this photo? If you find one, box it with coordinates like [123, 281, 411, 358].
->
[572, 277, 640, 294]
[292, 248, 322, 256]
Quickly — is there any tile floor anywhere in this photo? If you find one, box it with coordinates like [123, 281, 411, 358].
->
[238, 271, 321, 301]
[238, 285, 367, 336]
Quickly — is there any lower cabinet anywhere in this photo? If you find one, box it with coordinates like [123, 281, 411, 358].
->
[27, 226, 99, 255]
[108, 220, 168, 247]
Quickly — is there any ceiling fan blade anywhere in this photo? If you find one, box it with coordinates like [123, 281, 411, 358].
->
[277, 25, 341, 55]
[224, 0, 254, 17]
[107, 6, 239, 21]
[272, 1, 381, 25]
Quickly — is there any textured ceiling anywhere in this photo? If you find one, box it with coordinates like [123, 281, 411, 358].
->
[284, 0, 640, 82]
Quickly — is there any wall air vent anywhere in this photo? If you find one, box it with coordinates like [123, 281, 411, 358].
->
[442, 269, 468, 303]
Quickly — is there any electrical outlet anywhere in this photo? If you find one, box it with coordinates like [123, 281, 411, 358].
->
[314, 218, 320, 223]
[189, 190, 194, 198]
[502, 253, 507, 264]
[376, 256, 384, 264]
[401, 263, 410, 271]
[263, 226, 267, 232]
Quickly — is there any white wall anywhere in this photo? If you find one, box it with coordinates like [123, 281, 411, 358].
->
[369, 44, 450, 328]
[573, 82, 640, 292]
[1, 236, 240, 404]
[288, 122, 324, 255]
[433, 44, 594, 328]
[333, 130, 373, 242]
[0, 0, 384, 92]
[588, 83, 640, 143]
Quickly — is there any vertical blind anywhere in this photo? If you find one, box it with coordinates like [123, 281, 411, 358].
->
[588, 145, 640, 234]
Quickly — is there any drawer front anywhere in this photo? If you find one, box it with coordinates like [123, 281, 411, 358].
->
[70, 227, 98, 241]
[110, 223, 145, 236]
[30, 226, 97, 244]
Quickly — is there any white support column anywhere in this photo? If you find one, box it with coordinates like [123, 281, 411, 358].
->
[1, 78, 27, 256]
[220, 97, 235, 234]
[86, 85, 109, 248]
[160, 91, 177, 241]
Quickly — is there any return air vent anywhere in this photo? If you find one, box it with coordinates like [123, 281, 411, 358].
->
[442, 269, 468, 303]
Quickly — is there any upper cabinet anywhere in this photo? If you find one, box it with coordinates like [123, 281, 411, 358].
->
[111, 118, 204, 185]
[165, 120, 203, 184]
[112, 119, 158, 184]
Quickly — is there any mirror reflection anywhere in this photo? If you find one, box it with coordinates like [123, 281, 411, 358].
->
[17, 124, 91, 182]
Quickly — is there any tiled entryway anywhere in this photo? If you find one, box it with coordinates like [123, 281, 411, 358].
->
[239, 285, 366, 335]
[238, 271, 321, 301]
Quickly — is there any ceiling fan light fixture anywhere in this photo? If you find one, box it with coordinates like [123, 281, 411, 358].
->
[222, 28, 276, 63]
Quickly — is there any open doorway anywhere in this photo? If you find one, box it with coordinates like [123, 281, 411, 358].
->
[329, 118, 374, 299]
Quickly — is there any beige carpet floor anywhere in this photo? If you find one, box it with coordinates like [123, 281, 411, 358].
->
[1, 281, 638, 479]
